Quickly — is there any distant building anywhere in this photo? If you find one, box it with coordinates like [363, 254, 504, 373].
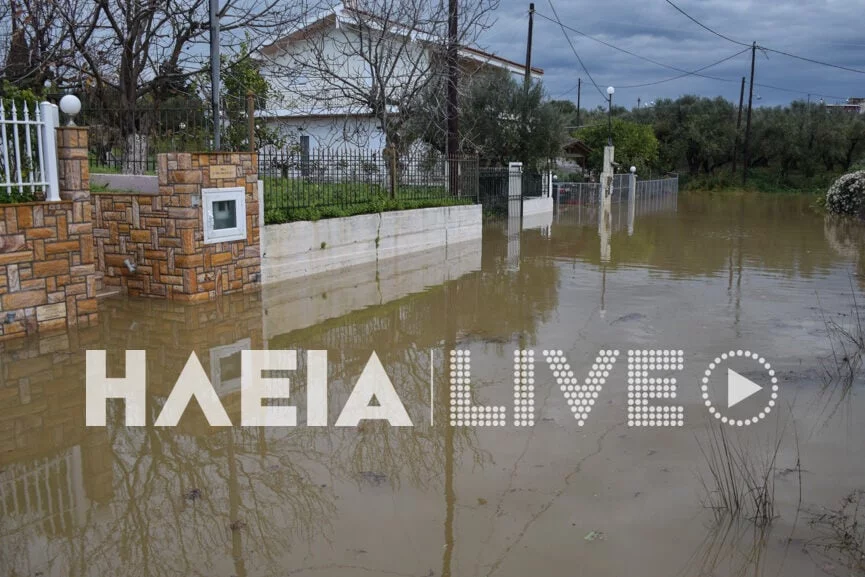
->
[825, 97, 865, 114]
[256, 2, 542, 152]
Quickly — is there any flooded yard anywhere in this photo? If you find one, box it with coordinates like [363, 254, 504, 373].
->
[1, 192, 864, 577]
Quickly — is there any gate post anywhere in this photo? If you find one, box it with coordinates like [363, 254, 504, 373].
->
[39, 102, 60, 201]
[508, 162, 523, 220]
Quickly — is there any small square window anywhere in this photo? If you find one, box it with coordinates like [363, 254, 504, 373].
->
[203, 187, 247, 244]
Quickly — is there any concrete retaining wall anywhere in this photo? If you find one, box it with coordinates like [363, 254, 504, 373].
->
[261, 240, 481, 338]
[90, 173, 158, 194]
[261, 204, 482, 284]
[523, 196, 553, 217]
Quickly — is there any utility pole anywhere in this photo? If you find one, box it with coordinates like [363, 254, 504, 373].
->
[576, 78, 581, 127]
[210, 0, 221, 150]
[446, 0, 459, 158]
[247, 91, 255, 153]
[524, 3, 534, 89]
[742, 41, 756, 186]
[732, 76, 745, 174]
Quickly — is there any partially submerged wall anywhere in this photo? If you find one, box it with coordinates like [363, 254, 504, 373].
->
[91, 153, 261, 301]
[0, 127, 99, 340]
[261, 204, 482, 284]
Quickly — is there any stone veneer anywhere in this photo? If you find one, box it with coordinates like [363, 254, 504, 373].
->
[0, 127, 99, 341]
[91, 152, 261, 301]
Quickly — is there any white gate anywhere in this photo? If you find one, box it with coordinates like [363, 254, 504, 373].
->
[0, 100, 60, 201]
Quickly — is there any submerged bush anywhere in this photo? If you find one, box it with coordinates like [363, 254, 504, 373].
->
[825, 171, 865, 215]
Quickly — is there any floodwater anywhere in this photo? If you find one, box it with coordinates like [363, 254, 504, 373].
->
[1, 191, 864, 577]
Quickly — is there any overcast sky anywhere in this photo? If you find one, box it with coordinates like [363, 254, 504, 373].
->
[477, 0, 865, 110]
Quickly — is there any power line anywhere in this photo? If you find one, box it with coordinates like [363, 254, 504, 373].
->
[662, 0, 865, 75]
[662, 0, 749, 46]
[617, 47, 749, 88]
[759, 46, 865, 75]
[534, 11, 737, 84]
[545, 0, 606, 100]
[753, 83, 847, 102]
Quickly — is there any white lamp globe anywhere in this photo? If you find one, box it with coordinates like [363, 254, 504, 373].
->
[630, 166, 637, 174]
[606, 86, 615, 96]
[59, 94, 81, 125]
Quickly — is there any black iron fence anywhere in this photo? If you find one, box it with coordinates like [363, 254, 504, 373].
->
[258, 148, 480, 218]
[478, 165, 552, 215]
[81, 104, 213, 175]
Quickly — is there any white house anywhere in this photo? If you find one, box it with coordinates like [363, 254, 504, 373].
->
[256, 2, 543, 155]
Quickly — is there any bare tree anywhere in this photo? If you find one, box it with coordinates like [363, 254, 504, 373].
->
[260, 0, 498, 153]
[51, 0, 314, 172]
[0, 0, 69, 91]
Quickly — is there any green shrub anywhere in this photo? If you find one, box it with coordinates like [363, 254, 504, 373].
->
[825, 171, 865, 216]
[264, 196, 474, 225]
[0, 190, 38, 204]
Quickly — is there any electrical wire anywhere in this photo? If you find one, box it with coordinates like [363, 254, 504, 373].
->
[662, 0, 749, 47]
[662, 0, 865, 75]
[758, 46, 865, 76]
[534, 11, 737, 84]
[617, 47, 749, 88]
[753, 83, 847, 102]
[545, 0, 606, 100]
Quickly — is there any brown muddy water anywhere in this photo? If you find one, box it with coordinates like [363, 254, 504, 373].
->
[1, 192, 864, 577]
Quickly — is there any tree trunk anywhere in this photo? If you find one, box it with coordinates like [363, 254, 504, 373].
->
[123, 133, 149, 175]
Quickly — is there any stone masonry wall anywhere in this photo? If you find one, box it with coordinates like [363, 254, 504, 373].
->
[0, 127, 99, 340]
[91, 152, 260, 301]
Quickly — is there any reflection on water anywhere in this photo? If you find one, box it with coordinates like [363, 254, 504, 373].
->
[1, 192, 864, 576]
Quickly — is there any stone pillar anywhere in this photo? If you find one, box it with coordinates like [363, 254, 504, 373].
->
[57, 127, 90, 202]
[55, 126, 97, 326]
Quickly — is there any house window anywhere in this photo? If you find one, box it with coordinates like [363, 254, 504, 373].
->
[203, 187, 247, 244]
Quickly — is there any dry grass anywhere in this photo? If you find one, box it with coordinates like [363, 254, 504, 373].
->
[807, 490, 865, 575]
[696, 419, 794, 528]
[817, 282, 865, 422]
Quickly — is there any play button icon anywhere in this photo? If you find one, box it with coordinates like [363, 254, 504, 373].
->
[727, 368, 762, 408]
[701, 350, 780, 427]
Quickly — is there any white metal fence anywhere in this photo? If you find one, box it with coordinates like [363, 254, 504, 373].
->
[556, 174, 678, 207]
[0, 100, 60, 201]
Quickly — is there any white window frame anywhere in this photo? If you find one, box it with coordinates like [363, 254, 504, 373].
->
[202, 186, 247, 244]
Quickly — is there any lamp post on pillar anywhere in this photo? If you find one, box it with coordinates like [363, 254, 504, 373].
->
[606, 86, 615, 146]
[601, 86, 616, 207]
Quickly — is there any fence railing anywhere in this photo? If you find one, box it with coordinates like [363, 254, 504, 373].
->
[258, 148, 479, 216]
[478, 165, 552, 214]
[81, 104, 213, 175]
[556, 174, 678, 206]
[0, 100, 59, 201]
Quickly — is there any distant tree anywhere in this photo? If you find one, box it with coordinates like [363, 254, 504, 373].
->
[0, 0, 66, 93]
[405, 69, 566, 167]
[218, 43, 283, 150]
[576, 118, 659, 174]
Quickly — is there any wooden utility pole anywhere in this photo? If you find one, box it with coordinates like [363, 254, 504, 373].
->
[742, 42, 756, 185]
[446, 0, 459, 158]
[524, 3, 534, 89]
[246, 92, 255, 153]
[732, 76, 745, 174]
[576, 78, 581, 127]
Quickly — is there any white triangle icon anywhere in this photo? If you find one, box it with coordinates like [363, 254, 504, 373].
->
[727, 368, 762, 408]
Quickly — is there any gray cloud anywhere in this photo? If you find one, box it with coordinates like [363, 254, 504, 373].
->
[477, 0, 865, 108]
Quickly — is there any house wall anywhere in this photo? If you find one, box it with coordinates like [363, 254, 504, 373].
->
[262, 24, 430, 115]
[264, 116, 386, 151]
